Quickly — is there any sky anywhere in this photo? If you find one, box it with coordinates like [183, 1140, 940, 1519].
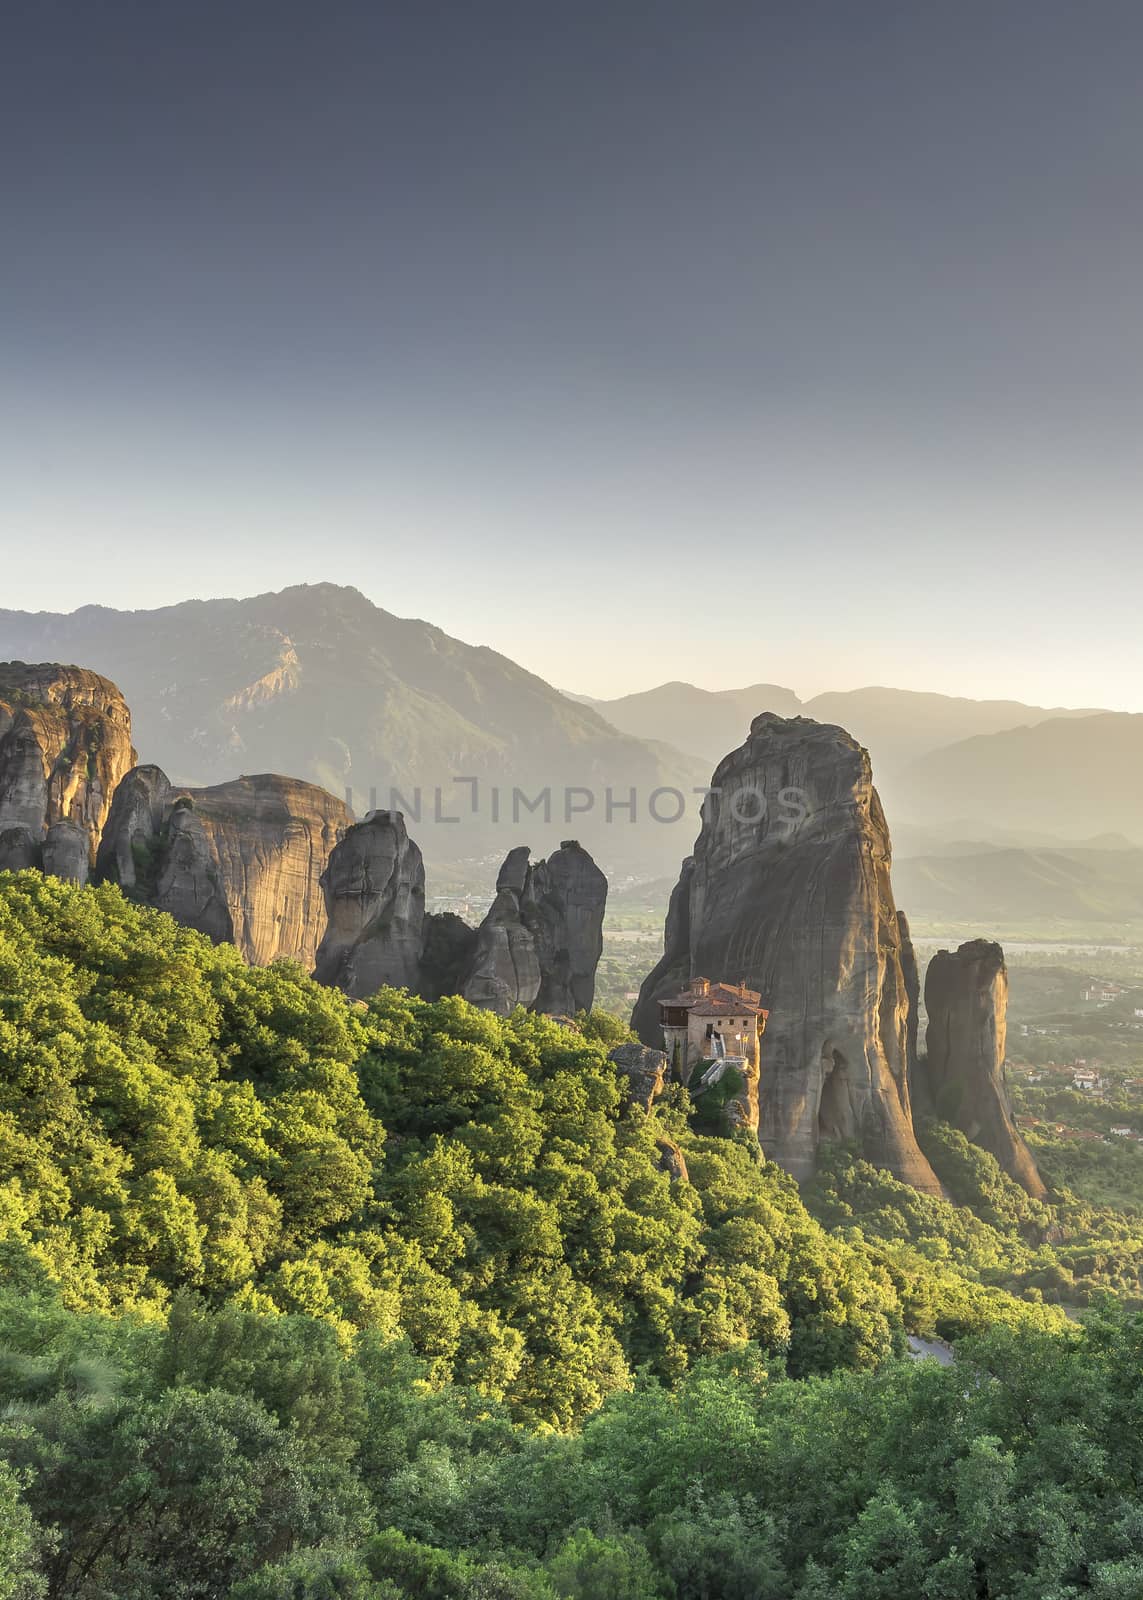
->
[2, 1, 1142, 707]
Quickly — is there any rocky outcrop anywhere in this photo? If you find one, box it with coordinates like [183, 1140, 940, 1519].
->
[921, 940, 1047, 1198]
[607, 1045, 689, 1179]
[609, 1042, 668, 1112]
[654, 1136, 689, 1182]
[149, 794, 234, 946]
[42, 821, 91, 885]
[0, 663, 136, 873]
[0, 825, 40, 872]
[310, 832, 606, 1013]
[97, 767, 349, 967]
[461, 841, 607, 1017]
[191, 776, 349, 967]
[93, 764, 177, 896]
[313, 811, 426, 999]
[530, 842, 609, 1015]
[419, 912, 480, 1001]
[634, 714, 941, 1194]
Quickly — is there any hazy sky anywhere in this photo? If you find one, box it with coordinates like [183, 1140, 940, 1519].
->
[3, 2, 1142, 706]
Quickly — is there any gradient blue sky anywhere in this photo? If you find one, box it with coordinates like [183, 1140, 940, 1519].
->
[3, 1, 1142, 706]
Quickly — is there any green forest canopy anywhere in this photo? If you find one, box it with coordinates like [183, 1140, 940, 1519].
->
[2, 871, 1143, 1597]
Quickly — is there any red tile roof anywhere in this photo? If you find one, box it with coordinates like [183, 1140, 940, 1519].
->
[659, 980, 764, 1015]
[689, 999, 769, 1018]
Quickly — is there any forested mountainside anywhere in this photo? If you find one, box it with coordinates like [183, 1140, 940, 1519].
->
[4, 870, 1143, 1596]
[0, 871, 1057, 1416]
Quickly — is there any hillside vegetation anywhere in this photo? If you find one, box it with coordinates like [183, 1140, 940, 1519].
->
[0, 870, 972, 1419]
[5, 1289, 1143, 1600]
[4, 873, 1143, 1597]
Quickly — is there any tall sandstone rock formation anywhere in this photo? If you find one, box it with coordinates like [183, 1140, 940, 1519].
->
[97, 766, 350, 968]
[463, 841, 607, 1016]
[313, 811, 427, 998]
[530, 842, 609, 1015]
[921, 940, 1047, 1198]
[0, 664, 136, 879]
[633, 714, 941, 1194]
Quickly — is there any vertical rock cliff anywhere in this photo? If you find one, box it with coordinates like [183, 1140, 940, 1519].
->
[529, 841, 609, 1015]
[313, 811, 427, 998]
[921, 940, 1047, 1198]
[0, 663, 136, 876]
[97, 766, 350, 967]
[633, 714, 941, 1194]
[41, 821, 93, 886]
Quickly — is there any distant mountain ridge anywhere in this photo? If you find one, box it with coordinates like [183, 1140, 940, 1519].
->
[576, 679, 1135, 863]
[0, 585, 708, 874]
[578, 680, 1108, 773]
[4, 588, 1133, 901]
[894, 713, 1143, 847]
[570, 681, 803, 766]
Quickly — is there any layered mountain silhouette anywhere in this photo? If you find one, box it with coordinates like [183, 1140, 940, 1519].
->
[3, 587, 1136, 897]
[578, 680, 1107, 776]
[893, 714, 1143, 846]
[567, 682, 803, 763]
[0, 585, 706, 873]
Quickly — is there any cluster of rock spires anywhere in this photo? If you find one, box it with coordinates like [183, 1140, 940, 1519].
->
[461, 842, 607, 1016]
[633, 713, 1044, 1198]
[0, 662, 608, 1019]
[312, 810, 607, 1015]
[1, 662, 1044, 1199]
